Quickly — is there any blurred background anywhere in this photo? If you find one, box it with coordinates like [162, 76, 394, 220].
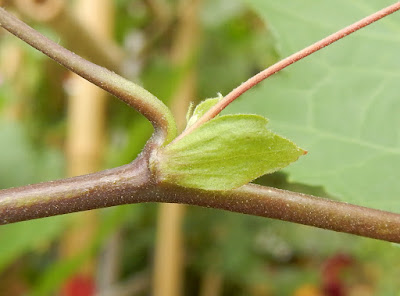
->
[0, 0, 399, 295]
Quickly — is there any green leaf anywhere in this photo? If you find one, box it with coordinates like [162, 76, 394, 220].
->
[0, 216, 70, 273]
[152, 114, 305, 190]
[186, 94, 222, 128]
[0, 119, 64, 188]
[232, 0, 400, 211]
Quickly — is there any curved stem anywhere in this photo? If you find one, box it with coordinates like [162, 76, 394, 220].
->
[1, 164, 399, 242]
[0, 7, 177, 145]
[175, 1, 400, 142]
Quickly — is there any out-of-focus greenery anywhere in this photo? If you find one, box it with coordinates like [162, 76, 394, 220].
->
[0, 0, 399, 295]
[230, 0, 400, 213]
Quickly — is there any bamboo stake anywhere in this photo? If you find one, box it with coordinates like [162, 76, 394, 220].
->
[199, 271, 223, 296]
[13, 0, 122, 71]
[60, 0, 115, 289]
[0, 39, 24, 120]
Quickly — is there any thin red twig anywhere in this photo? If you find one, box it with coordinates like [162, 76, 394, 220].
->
[174, 1, 400, 142]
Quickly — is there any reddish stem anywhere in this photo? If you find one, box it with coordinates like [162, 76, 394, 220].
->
[174, 1, 400, 142]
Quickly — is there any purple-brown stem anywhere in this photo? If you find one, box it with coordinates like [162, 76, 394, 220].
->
[1, 156, 399, 243]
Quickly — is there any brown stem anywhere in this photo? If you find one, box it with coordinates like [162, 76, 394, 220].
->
[0, 154, 151, 224]
[175, 1, 400, 142]
[160, 184, 400, 243]
[0, 157, 399, 242]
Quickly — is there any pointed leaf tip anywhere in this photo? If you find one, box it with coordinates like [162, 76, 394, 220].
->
[152, 114, 306, 190]
[186, 94, 223, 128]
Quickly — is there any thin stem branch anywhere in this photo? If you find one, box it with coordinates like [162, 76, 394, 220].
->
[0, 7, 177, 146]
[175, 1, 400, 142]
[0, 161, 399, 242]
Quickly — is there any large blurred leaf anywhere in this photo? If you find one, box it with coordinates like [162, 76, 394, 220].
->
[0, 119, 64, 188]
[230, 0, 400, 211]
[0, 216, 70, 273]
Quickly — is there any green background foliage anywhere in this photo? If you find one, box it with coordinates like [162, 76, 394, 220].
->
[229, 0, 400, 212]
[0, 0, 399, 295]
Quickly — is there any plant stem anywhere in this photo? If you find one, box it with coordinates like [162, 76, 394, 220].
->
[0, 155, 151, 224]
[175, 1, 400, 142]
[166, 184, 400, 243]
[0, 7, 177, 146]
[1, 161, 399, 243]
